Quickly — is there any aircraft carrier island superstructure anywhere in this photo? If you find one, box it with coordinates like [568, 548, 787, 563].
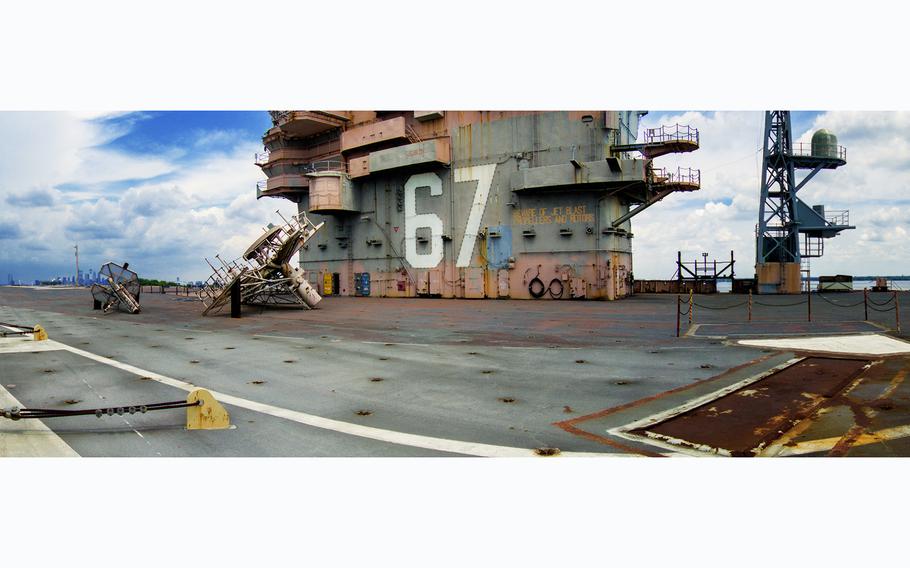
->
[256, 111, 700, 300]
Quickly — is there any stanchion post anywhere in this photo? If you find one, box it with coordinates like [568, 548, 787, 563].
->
[748, 289, 753, 322]
[230, 278, 241, 319]
[676, 295, 681, 338]
[688, 289, 694, 326]
[807, 288, 812, 322]
[896, 291, 901, 334]
[864, 288, 869, 321]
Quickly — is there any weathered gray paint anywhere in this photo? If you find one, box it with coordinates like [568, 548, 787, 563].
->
[369, 139, 448, 173]
[262, 111, 672, 299]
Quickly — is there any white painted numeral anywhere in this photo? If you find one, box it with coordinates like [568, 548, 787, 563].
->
[404, 173, 444, 269]
[402, 165, 498, 270]
[454, 164, 497, 268]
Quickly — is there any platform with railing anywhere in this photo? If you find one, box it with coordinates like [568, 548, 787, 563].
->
[643, 124, 699, 146]
[612, 123, 700, 159]
[304, 160, 347, 174]
[824, 209, 849, 226]
[269, 111, 292, 125]
[782, 142, 847, 169]
[651, 166, 701, 191]
[790, 142, 847, 161]
[267, 111, 348, 138]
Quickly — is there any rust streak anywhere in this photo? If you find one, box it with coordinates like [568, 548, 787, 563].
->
[555, 422, 664, 457]
[555, 353, 778, 431]
[827, 424, 869, 457]
[553, 353, 779, 456]
[879, 369, 906, 401]
[761, 408, 832, 455]
[830, 368, 907, 457]
[637, 357, 870, 456]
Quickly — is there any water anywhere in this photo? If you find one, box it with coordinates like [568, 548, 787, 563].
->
[713, 279, 906, 293]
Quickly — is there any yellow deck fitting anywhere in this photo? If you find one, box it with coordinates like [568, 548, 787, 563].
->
[32, 324, 47, 341]
[186, 388, 231, 430]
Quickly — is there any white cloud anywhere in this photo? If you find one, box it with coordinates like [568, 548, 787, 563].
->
[0, 112, 297, 281]
[631, 111, 910, 279]
[4, 111, 909, 283]
[0, 112, 174, 194]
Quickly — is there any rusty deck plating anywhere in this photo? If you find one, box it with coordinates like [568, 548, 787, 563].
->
[630, 357, 871, 456]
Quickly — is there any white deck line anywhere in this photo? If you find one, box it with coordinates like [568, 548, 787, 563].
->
[0, 383, 79, 457]
[0, 330, 79, 457]
[0, 325, 65, 353]
[46, 340, 622, 458]
[773, 424, 910, 456]
[738, 333, 910, 355]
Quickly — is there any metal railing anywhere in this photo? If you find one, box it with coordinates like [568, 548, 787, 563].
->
[790, 142, 847, 161]
[670, 167, 701, 185]
[802, 235, 824, 258]
[256, 179, 268, 192]
[254, 150, 271, 165]
[269, 110, 292, 125]
[653, 166, 701, 187]
[304, 160, 347, 174]
[650, 166, 670, 182]
[643, 124, 700, 146]
[405, 125, 422, 144]
[825, 209, 849, 226]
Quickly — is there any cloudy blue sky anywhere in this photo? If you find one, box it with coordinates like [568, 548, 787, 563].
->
[0, 111, 297, 283]
[636, 111, 910, 279]
[0, 111, 907, 283]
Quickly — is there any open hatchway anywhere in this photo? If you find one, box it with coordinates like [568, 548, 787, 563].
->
[612, 357, 873, 456]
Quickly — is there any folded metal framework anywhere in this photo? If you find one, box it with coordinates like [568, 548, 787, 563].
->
[90, 262, 141, 314]
[198, 212, 324, 316]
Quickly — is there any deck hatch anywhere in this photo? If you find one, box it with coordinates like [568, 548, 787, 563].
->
[629, 357, 871, 456]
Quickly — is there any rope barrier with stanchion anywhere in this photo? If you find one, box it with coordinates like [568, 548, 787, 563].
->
[671, 289, 905, 338]
[815, 293, 866, 308]
[868, 295, 896, 306]
[752, 298, 807, 307]
[692, 300, 750, 310]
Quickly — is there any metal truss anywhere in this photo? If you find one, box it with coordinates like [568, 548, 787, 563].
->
[756, 111, 800, 264]
[199, 212, 324, 316]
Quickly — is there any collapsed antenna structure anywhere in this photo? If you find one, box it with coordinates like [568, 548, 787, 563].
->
[198, 211, 324, 316]
[91, 262, 141, 314]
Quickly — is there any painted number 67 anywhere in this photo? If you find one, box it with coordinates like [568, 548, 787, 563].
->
[403, 164, 497, 270]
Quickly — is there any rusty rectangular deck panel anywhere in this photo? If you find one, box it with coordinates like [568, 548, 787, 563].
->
[631, 357, 871, 456]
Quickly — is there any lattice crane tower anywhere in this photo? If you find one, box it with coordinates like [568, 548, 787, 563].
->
[755, 110, 853, 294]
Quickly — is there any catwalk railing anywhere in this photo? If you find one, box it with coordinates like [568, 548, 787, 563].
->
[789, 142, 847, 161]
[643, 124, 699, 146]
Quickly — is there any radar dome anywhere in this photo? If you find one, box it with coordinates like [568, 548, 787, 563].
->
[811, 129, 839, 159]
